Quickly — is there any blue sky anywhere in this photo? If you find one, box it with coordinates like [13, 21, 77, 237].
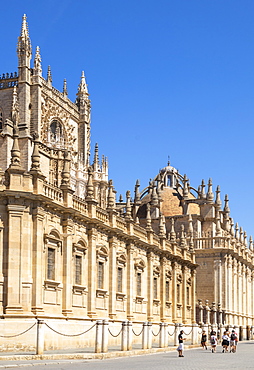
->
[1, 0, 254, 238]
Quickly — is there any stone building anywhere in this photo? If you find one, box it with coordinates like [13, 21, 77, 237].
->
[134, 162, 254, 339]
[0, 16, 197, 351]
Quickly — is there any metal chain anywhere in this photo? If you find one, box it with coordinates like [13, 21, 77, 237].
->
[167, 327, 176, 336]
[0, 322, 36, 338]
[108, 327, 122, 338]
[152, 326, 161, 337]
[132, 326, 144, 336]
[44, 322, 97, 337]
[183, 327, 193, 336]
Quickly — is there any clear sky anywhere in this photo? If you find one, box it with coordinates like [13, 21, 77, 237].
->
[1, 0, 254, 238]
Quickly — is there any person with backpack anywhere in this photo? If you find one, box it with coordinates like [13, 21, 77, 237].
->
[201, 330, 208, 350]
[210, 331, 217, 353]
[230, 329, 238, 353]
[221, 331, 230, 352]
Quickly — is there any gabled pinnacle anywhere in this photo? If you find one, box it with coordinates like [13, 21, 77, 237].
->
[47, 66, 52, 85]
[17, 14, 32, 63]
[21, 14, 29, 39]
[77, 71, 88, 95]
[63, 79, 68, 97]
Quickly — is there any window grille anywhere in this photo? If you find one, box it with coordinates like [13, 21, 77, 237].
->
[47, 248, 55, 280]
[153, 277, 157, 299]
[98, 261, 104, 289]
[137, 272, 141, 296]
[75, 255, 82, 285]
[117, 267, 123, 292]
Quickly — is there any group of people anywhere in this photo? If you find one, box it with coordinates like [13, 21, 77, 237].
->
[201, 329, 238, 353]
[177, 328, 238, 357]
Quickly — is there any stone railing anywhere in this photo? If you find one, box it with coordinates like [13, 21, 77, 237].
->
[96, 207, 109, 223]
[43, 182, 63, 203]
[72, 195, 88, 215]
[116, 216, 127, 232]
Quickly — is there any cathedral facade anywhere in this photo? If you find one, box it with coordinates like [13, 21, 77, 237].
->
[0, 16, 197, 351]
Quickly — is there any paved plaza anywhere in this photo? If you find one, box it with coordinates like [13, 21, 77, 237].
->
[0, 341, 253, 369]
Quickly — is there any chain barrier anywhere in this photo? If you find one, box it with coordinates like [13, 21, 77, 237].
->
[132, 326, 144, 336]
[152, 326, 161, 337]
[44, 322, 96, 337]
[108, 326, 122, 338]
[0, 322, 36, 338]
[182, 327, 193, 336]
[167, 326, 176, 336]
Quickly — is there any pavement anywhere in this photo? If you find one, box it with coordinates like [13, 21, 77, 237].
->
[0, 341, 252, 368]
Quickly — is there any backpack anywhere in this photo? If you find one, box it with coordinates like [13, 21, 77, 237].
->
[211, 336, 216, 345]
[231, 333, 236, 340]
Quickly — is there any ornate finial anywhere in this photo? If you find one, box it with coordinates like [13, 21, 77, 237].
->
[200, 179, 206, 199]
[240, 227, 243, 243]
[134, 179, 141, 205]
[30, 132, 41, 172]
[244, 231, 248, 247]
[170, 218, 176, 241]
[47, 66, 52, 85]
[223, 194, 230, 213]
[125, 190, 132, 219]
[188, 214, 193, 236]
[11, 86, 19, 125]
[183, 174, 189, 199]
[215, 185, 222, 208]
[150, 181, 158, 206]
[206, 178, 214, 203]
[78, 71, 88, 94]
[230, 218, 234, 236]
[61, 150, 71, 187]
[10, 123, 21, 168]
[249, 236, 253, 251]
[86, 166, 94, 199]
[167, 155, 170, 166]
[180, 224, 186, 248]
[235, 222, 239, 240]
[63, 79, 68, 97]
[119, 194, 123, 203]
[34, 46, 42, 76]
[146, 203, 152, 230]
[159, 213, 166, 237]
[107, 179, 116, 209]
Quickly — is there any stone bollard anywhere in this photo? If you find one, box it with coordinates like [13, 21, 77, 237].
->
[95, 320, 103, 353]
[174, 323, 179, 346]
[164, 323, 168, 347]
[191, 323, 199, 345]
[102, 319, 109, 353]
[147, 322, 152, 349]
[121, 320, 128, 351]
[36, 320, 44, 355]
[127, 321, 133, 350]
[159, 323, 164, 348]
[142, 321, 148, 349]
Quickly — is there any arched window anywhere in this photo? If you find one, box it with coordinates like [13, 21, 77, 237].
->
[49, 119, 65, 148]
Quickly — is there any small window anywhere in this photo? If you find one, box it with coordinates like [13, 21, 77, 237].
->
[75, 255, 82, 285]
[137, 272, 142, 296]
[98, 261, 104, 289]
[47, 248, 55, 280]
[153, 277, 157, 299]
[117, 267, 123, 292]
[49, 119, 65, 148]
[186, 286, 190, 305]
[165, 280, 170, 301]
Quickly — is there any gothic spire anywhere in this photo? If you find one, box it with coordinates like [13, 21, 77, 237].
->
[77, 71, 88, 95]
[17, 14, 32, 68]
[47, 66, 52, 85]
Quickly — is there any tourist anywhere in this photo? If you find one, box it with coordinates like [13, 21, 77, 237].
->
[222, 331, 230, 353]
[230, 329, 238, 353]
[201, 330, 207, 350]
[210, 331, 217, 353]
[177, 330, 186, 357]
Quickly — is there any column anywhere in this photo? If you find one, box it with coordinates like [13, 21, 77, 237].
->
[182, 265, 187, 324]
[191, 270, 196, 323]
[147, 250, 154, 321]
[31, 207, 45, 314]
[0, 219, 4, 314]
[126, 244, 134, 320]
[5, 204, 26, 313]
[172, 262, 177, 323]
[160, 257, 166, 322]
[108, 236, 117, 319]
[62, 217, 73, 316]
[87, 227, 97, 318]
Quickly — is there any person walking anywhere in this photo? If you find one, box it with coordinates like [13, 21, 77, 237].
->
[210, 331, 217, 353]
[201, 330, 207, 350]
[230, 329, 238, 353]
[177, 330, 186, 357]
[222, 331, 230, 353]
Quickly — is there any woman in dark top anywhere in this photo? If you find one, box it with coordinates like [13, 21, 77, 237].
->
[201, 330, 207, 350]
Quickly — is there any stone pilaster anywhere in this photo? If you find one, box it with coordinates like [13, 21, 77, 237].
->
[126, 244, 134, 320]
[160, 256, 167, 322]
[147, 250, 154, 321]
[87, 227, 97, 318]
[182, 265, 187, 324]
[172, 261, 177, 323]
[62, 217, 74, 316]
[108, 236, 117, 319]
